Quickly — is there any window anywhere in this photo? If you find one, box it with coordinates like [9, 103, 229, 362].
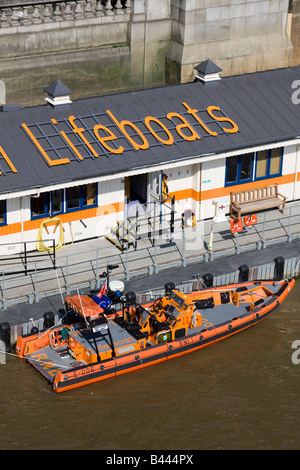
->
[225, 153, 253, 185]
[31, 184, 97, 219]
[66, 183, 97, 212]
[31, 193, 49, 218]
[255, 148, 282, 181]
[83, 183, 96, 207]
[51, 190, 63, 215]
[31, 190, 64, 219]
[0, 200, 7, 226]
[66, 186, 80, 210]
[225, 148, 283, 186]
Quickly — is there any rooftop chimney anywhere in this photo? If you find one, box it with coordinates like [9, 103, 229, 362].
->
[44, 80, 72, 108]
[194, 59, 222, 86]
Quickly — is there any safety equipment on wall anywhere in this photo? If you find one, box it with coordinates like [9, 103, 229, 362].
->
[162, 173, 169, 200]
[36, 217, 74, 252]
[230, 217, 243, 234]
[243, 214, 257, 226]
[181, 210, 196, 229]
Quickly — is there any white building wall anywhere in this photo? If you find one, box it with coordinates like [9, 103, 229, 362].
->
[165, 164, 197, 220]
[200, 157, 227, 220]
[0, 143, 300, 256]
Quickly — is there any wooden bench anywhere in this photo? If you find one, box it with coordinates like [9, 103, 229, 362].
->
[230, 183, 286, 218]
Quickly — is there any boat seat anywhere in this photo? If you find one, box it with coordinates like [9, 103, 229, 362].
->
[126, 322, 148, 340]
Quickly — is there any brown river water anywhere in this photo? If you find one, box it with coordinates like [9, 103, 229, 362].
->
[0, 281, 299, 451]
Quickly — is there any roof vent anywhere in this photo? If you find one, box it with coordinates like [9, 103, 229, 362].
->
[44, 80, 72, 108]
[194, 59, 222, 86]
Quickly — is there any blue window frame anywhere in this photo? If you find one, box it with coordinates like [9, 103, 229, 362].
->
[51, 189, 64, 216]
[66, 183, 97, 213]
[31, 190, 64, 220]
[31, 192, 50, 219]
[225, 148, 283, 186]
[31, 184, 98, 219]
[254, 147, 283, 181]
[0, 200, 7, 226]
[225, 153, 254, 186]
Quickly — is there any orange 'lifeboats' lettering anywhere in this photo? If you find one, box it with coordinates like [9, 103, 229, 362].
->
[166, 112, 201, 141]
[0, 145, 18, 174]
[106, 109, 149, 151]
[182, 102, 218, 136]
[93, 124, 124, 154]
[144, 116, 174, 145]
[69, 115, 99, 158]
[207, 106, 239, 134]
[21, 123, 71, 166]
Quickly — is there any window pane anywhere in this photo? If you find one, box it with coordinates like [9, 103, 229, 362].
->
[52, 190, 62, 214]
[269, 148, 282, 175]
[67, 186, 80, 209]
[226, 156, 238, 183]
[256, 150, 268, 178]
[240, 153, 252, 180]
[83, 183, 96, 206]
[31, 193, 48, 217]
[0, 200, 5, 223]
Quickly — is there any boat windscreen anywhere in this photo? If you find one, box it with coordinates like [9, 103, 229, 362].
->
[139, 309, 150, 326]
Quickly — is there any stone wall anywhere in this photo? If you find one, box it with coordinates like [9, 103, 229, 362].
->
[290, 0, 300, 65]
[166, 0, 294, 84]
[0, 0, 171, 107]
[0, 0, 298, 108]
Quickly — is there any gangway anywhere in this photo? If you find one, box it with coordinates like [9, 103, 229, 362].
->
[105, 195, 176, 251]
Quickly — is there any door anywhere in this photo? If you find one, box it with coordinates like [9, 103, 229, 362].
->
[125, 174, 147, 204]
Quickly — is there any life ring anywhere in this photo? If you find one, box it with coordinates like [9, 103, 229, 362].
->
[181, 210, 196, 229]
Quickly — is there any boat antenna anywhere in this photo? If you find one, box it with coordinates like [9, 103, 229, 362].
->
[33, 271, 69, 340]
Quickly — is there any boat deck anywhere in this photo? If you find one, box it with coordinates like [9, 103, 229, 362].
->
[26, 319, 141, 383]
[25, 282, 280, 384]
[196, 302, 252, 328]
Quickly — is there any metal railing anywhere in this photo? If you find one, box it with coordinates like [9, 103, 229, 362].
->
[135, 256, 300, 304]
[0, 202, 300, 309]
[0, 238, 56, 275]
[9, 254, 300, 344]
[0, 0, 131, 27]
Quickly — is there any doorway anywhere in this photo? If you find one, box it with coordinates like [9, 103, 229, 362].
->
[125, 174, 148, 204]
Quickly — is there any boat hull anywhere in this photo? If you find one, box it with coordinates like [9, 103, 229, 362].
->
[50, 278, 294, 393]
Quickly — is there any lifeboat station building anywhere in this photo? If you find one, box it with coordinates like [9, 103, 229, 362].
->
[0, 60, 299, 255]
